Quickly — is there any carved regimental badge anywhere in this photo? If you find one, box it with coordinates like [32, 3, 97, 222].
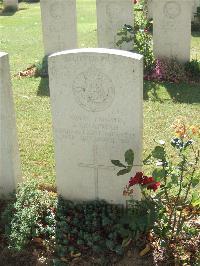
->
[164, 1, 181, 19]
[72, 67, 115, 112]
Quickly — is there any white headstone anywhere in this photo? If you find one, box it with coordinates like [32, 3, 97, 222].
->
[96, 0, 134, 50]
[153, 0, 193, 63]
[0, 52, 21, 198]
[49, 48, 143, 204]
[40, 0, 77, 55]
[3, 0, 18, 10]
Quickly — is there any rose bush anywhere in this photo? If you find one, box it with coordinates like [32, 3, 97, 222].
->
[111, 118, 200, 264]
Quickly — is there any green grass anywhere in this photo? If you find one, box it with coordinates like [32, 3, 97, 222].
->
[0, 2, 199, 185]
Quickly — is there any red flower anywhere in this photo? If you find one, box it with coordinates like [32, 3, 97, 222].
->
[142, 176, 154, 185]
[147, 182, 161, 191]
[128, 173, 161, 192]
[129, 172, 143, 186]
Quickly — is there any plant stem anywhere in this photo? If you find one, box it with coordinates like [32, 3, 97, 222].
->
[176, 147, 199, 235]
[170, 153, 186, 240]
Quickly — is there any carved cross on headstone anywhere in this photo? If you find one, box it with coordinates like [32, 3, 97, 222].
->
[79, 144, 115, 199]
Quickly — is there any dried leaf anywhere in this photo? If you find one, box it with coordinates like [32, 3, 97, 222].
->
[70, 251, 81, 258]
[139, 244, 151, 256]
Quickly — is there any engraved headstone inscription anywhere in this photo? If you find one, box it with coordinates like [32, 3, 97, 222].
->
[0, 52, 21, 198]
[153, 0, 193, 63]
[49, 48, 143, 204]
[40, 0, 77, 55]
[96, 0, 134, 50]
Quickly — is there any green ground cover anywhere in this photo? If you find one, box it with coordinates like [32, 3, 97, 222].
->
[0, 1, 199, 187]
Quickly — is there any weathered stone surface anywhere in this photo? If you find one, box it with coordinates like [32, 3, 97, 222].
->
[0, 52, 21, 198]
[3, 0, 18, 10]
[40, 0, 77, 55]
[153, 0, 193, 63]
[96, 0, 134, 50]
[49, 48, 143, 204]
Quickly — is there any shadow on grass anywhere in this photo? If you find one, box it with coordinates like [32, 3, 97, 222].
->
[0, 7, 28, 16]
[144, 81, 200, 104]
[37, 77, 49, 97]
[191, 31, 200, 37]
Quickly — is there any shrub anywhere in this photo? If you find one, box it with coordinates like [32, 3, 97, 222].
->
[112, 119, 200, 264]
[146, 58, 187, 83]
[1, 180, 57, 251]
[116, 4, 155, 73]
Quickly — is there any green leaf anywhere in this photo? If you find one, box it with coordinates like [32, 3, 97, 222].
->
[111, 160, 126, 168]
[124, 149, 134, 165]
[117, 167, 132, 176]
[115, 245, 124, 255]
[191, 192, 200, 207]
[192, 178, 199, 188]
[106, 240, 115, 250]
[171, 174, 178, 184]
[152, 169, 166, 180]
[151, 146, 166, 160]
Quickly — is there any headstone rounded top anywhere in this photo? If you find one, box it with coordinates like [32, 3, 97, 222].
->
[0, 52, 8, 57]
[49, 48, 143, 61]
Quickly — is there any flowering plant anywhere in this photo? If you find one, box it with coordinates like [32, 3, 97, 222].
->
[111, 119, 200, 263]
[145, 58, 187, 83]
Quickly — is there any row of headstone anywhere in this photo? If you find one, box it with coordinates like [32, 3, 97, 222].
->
[1, 3, 143, 204]
[40, 0, 134, 55]
[0, 47, 143, 204]
[0, 52, 21, 198]
[3, 0, 18, 10]
[40, 0, 193, 63]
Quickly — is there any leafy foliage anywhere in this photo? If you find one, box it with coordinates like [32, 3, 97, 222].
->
[1, 181, 57, 251]
[111, 149, 134, 176]
[35, 56, 48, 78]
[116, 1, 155, 73]
[146, 58, 187, 83]
[55, 198, 125, 260]
[112, 119, 200, 264]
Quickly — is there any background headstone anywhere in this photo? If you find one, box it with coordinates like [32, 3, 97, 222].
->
[192, 0, 200, 21]
[96, 0, 134, 50]
[0, 52, 21, 198]
[3, 0, 18, 10]
[40, 0, 77, 55]
[49, 48, 143, 204]
[147, 0, 153, 19]
[153, 0, 193, 63]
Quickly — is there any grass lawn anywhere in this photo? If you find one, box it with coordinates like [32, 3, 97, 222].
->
[0, 1, 200, 186]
